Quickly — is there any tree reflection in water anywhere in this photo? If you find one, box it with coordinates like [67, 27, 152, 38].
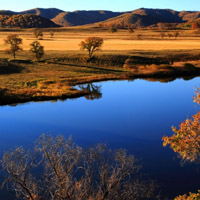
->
[79, 83, 102, 100]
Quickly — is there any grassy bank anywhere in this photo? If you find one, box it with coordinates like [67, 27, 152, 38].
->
[0, 49, 200, 105]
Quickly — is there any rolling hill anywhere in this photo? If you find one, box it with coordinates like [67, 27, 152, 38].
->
[51, 10, 123, 26]
[97, 8, 200, 28]
[20, 8, 64, 20]
[0, 14, 60, 28]
[0, 8, 199, 28]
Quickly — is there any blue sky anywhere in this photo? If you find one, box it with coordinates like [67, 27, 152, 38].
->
[1, 0, 200, 12]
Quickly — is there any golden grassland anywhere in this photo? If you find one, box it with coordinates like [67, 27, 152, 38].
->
[0, 28, 200, 51]
[0, 27, 200, 105]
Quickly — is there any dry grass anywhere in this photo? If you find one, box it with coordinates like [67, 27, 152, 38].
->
[0, 27, 200, 105]
[0, 28, 200, 51]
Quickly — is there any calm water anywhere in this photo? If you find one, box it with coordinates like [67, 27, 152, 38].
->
[0, 77, 200, 199]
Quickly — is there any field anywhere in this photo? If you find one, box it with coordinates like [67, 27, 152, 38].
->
[0, 27, 200, 105]
[0, 28, 200, 51]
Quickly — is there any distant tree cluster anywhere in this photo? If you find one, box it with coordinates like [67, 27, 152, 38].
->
[157, 22, 177, 30]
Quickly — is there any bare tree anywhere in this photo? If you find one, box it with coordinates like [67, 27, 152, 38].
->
[4, 34, 23, 59]
[1, 134, 159, 200]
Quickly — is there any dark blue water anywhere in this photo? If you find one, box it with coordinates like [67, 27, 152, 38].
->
[0, 77, 200, 199]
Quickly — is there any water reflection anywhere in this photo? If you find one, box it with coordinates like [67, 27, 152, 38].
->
[78, 83, 102, 100]
[0, 78, 200, 199]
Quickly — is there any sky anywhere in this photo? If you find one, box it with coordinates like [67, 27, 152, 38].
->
[1, 0, 200, 12]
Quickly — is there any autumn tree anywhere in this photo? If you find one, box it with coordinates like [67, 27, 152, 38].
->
[163, 89, 200, 199]
[137, 34, 142, 40]
[79, 37, 103, 58]
[128, 26, 134, 34]
[160, 32, 165, 39]
[50, 31, 54, 38]
[174, 31, 179, 39]
[192, 21, 200, 29]
[109, 27, 118, 33]
[4, 34, 23, 59]
[168, 33, 173, 39]
[1, 134, 158, 200]
[30, 41, 44, 61]
[34, 29, 43, 40]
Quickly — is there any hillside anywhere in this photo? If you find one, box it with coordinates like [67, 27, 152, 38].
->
[51, 10, 123, 26]
[20, 8, 123, 26]
[97, 8, 200, 28]
[0, 14, 60, 28]
[21, 8, 64, 20]
[0, 8, 200, 28]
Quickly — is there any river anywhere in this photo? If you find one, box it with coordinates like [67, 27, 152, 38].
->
[0, 77, 200, 199]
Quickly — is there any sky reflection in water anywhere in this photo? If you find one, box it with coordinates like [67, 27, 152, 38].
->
[0, 77, 200, 198]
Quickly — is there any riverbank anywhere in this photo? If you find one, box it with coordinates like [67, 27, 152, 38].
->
[0, 50, 200, 105]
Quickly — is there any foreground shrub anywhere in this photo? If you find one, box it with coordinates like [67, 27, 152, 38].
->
[163, 90, 200, 198]
[1, 134, 158, 200]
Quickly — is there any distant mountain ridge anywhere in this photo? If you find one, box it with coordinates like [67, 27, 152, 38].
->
[51, 10, 124, 26]
[20, 8, 64, 20]
[98, 8, 200, 28]
[0, 8, 199, 28]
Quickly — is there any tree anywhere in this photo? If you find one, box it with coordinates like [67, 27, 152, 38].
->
[174, 31, 179, 39]
[34, 29, 43, 40]
[163, 89, 200, 199]
[137, 34, 142, 40]
[79, 37, 103, 58]
[4, 34, 23, 59]
[50, 31, 54, 38]
[168, 33, 173, 39]
[109, 27, 117, 33]
[1, 134, 158, 200]
[192, 21, 200, 29]
[30, 41, 44, 61]
[160, 32, 165, 39]
[128, 26, 134, 34]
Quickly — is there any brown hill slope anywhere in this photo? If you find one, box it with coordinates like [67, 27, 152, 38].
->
[0, 14, 60, 28]
[97, 8, 200, 28]
[20, 8, 64, 20]
[51, 10, 123, 26]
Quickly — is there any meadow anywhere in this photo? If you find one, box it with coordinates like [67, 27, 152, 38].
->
[0, 27, 200, 105]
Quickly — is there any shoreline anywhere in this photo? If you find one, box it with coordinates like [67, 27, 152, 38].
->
[0, 51, 200, 106]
